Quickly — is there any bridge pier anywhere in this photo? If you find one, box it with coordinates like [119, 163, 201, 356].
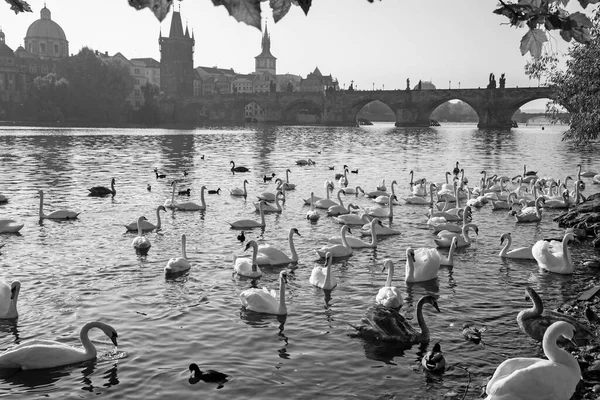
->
[394, 107, 430, 127]
[476, 107, 515, 129]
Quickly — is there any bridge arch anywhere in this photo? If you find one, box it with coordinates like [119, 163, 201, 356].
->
[281, 99, 323, 124]
[417, 96, 480, 125]
[348, 97, 396, 123]
[225, 98, 266, 122]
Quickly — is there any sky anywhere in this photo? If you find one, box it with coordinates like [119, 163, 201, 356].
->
[1, 0, 591, 111]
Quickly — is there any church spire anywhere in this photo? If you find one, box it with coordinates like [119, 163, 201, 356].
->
[261, 20, 270, 52]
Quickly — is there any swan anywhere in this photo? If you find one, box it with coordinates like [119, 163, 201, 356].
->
[329, 218, 382, 248]
[430, 206, 471, 234]
[334, 165, 348, 181]
[517, 286, 594, 345]
[239, 271, 287, 315]
[189, 363, 228, 384]
[228, 201, 266, 229]
[532, 232, 575, 274]
[306, 192, 320, 221]
[543, 189, 570, 209]
[404, 184, 436, 205]
[124, 205, 166, 231]
[375, 259, 403, 309]
[316, 225, 353, 259]
[523, 164, 538, 177]
[309, 252, 337, 290]
[359, 220, 401, 236]
[230, 179, 249, 197]
[438, 237, 458, 267]
[164, 234, 191, 274]
[38, 190, 80, 220]
[0, 281, 20, 319]
[315, 186, 344, 209]
[491, 192, 517, 210]
[164, 181, 177, 209]
[463, 323, 487, 345]
[303, 180, 334, 205]
[499, 232, 535, 260]
[173, 185, 207, 211]
[0, 194, 7, 204]
[256, 228, 301, 266]
[350, 295, 440, 343]
[282, 169, 296, 190]
[0, 321, 118, 370]
[376, 179, 386, 192]
[422, 342, 446, 372]
[434, 223, 478, 248]
[230, 160, 249, 173]
[88, 177, 116, 197]
[233, 240, 263, 278]
[484, 321, 581, 400]
[257, 179, 284, 202]
[0, 219, 24, 234]
[333, 212, 372, 225]
[296, 158, 314, 166]
[132, 216, 151, 251]
[325, 189, 348, 215]
[255, 191, 284, 213]
[577, 163, 597, 179]
[372, 181, 398, 204]
[593, 173, 600, 184]
[405, 247, 441, 282]
[510, 196, 545, 222]
[364, 195, 396, 218]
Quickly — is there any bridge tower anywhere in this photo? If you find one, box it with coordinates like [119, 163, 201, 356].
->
[255, 21, 276, 76]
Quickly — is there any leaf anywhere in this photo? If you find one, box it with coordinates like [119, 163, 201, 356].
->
[520, 28, 548, 58]
[270, 0, 291, 23]
[292, 0, 311, 15]
[577, 0, 600, 8]
[128, 0, 173, 21]
[560, 28, 573, 41]
[569, 12, 593, 28]
[571, 26, 592, 44]
[4, 0, 31, 13]
[212, 0, 262, 29]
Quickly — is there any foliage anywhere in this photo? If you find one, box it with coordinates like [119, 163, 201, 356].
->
[431, 101, 478, 123]
[140, 82, 161, 125]
[4, 0, 31, 13]
[57, 47, 134, 122]
[27, 73, 69, 121]
[494, 0, 599, 58]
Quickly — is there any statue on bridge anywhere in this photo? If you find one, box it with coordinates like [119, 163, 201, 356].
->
[487, 73, 497, 89]
[499, 73, 506, 89]
[348, 80, 354, 91]
[406, 78, 410, 91]
[418, 80, 422, 90]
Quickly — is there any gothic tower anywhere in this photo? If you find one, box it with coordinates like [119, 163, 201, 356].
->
[255, 21, 276, 76]
[159, 6, 195, 97]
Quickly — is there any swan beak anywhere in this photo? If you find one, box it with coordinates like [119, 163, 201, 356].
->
[432, 301, 441, 313]
[111, 332, 118, 346]
[410, 252, 416, 263]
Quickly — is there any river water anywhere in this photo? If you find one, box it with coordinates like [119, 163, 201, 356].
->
[0, 123, 598, 399]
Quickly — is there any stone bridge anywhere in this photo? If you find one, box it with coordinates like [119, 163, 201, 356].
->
[178, 86, 554, 128]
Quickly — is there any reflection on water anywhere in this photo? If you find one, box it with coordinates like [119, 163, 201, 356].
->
[0, 123, 599, 400]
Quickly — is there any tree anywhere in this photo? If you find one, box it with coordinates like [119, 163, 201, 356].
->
[140, 82, 160, 125]
[27, 73, 69, 121]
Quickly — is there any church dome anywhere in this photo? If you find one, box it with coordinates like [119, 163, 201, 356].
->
[26, 7, 67, 41]
[24, 6, 68, 60]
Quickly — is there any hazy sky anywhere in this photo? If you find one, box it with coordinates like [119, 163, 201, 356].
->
[1, 0, 589, 110]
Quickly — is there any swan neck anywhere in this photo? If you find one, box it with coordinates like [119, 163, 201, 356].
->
[341, 227, 350, 248]
[324, 259, 332, 287]
[370, 222, 378, 246]
[39, 192, 45, 219]
[337, 190, 344, 207]
[500, 235, 511, 256]
[543, 327, 580, 370]
[80, 322, 101, 359]
[251, 242, 258, 265]
[200, 187, 206, 207]
[181, 235, 187, 259]
[562, 237, 572, 265]
[155, 207, 162, 229]
[278, 275, 287, 314]
[448, 243, 455, 262]
[385, 263, 394, 287]
[405, 256, 414, 281]
[416, 298, 429, 339]
[289, 230, 298, 261]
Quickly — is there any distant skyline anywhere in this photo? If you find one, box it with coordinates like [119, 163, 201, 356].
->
[2, 0, 591, 111]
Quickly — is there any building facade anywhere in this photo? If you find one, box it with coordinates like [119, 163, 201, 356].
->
[159, 9, 195, 98]
[24, 6, 69, 60]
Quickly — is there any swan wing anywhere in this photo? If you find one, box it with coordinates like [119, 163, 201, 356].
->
[532, 240, 567, 271]
[309, 267, 326, 287]
[239, 288, 277, 313]
[375, 287, 403, 309]
[0, 282, 11, 316]
[0, 341, 87, 370]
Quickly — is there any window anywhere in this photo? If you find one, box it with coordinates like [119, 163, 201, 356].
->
[134, 89, 141, 96]
[134, 68, 140, 74]
[135, 100, 140, 107]
[54, 44, 59, 54]
[28, 43, 32, 52]
[40, 43, 46, 53]
[135, 79, 139, 85]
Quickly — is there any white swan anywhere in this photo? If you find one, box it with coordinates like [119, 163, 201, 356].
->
[0, 321, 118, 370]
[315, 185, 344, 209]
[434, 223, 478, 248]
[404, 184, 436, 205]
[228, 201, 266, 229]
[532, 232, 575, 274]
[510, 196, 545, 223]
[38, 190, 80, 220]
[164, 234, 191, 274]
[359, 220, 401, 236]
[239, 271, 287, 315]
[499, 232, 535, 260]
[303, 180, 334, 204]
[282, 169, 296, 190]
[256, 228, 301, 266]
[375, 259, 403, 309]
[333, 212, 371, 225]
[255, 190, 284, 213]
[372, 180, 398, 204]
[429, 206, 471, 234]
[257, 179, 283, 202]
[316, 225, 353, 259]
[484, 321, 581, 400]
[577, 163, 597, 179]
[173, 185, 207, 211]
[164, 181, 177, 209]
[364, 195, 396, 218]
[329, 218, 382, 248]
[325, 189, 348, 215]
[309, 252, 337, 290]
[0, 281, 20, 319]
[124, 205, 166, 231]
[438, 237, 457, 267]
[405, 247, 441, 282]
[233, 240, 262, 278]
[230, 179, 249, 197]
[132, 216, 151, 251]
[306, 192, 320, 221]
[0, 220, 24, 234]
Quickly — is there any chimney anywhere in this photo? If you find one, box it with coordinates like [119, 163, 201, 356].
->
[105, 51, 108, 56]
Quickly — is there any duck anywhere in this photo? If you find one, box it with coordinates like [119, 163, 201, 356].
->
[0, 220, 24, 234]
[282, 169, 296, 190]
[329, 218, 382, 248]
[0, 321, 118, 370]
[132, 216, 151, 252]
[350, 295, 440, 344]
[434, 223, 478, 248]
[124, 205, 166, 231]
[178, 188, 191, 196]
[306, 192, 320, 221]
[263, 173, 276, 182]
[173, 185, 207, 211]
[452, 162, 460, 176]
[462, 323, 487, 345]
[164, 234, 191, 275]
[316, 225, 353, 259]
[499, 232, 535, 260]
[230, 160, 249, 173]
[256, 228, 301, 266]
[237, 231, 245, 244]
[484, 321, 581, 400]
[147, 184, 151, 191]
[188, 363, 228, 384]
[421, 342, 446, 372]
[239, 271, 288, 315]
[375, 259, 403, 309]
[438, 237, 458, 267]
[255, 191, 284, 213]
[228, 201, 266, 229]
[233, 240, 262, 278]
[0, 281, 20, 319]
[154, 168, 166, 178]
[0, 194, 7, 204]
[309, 252, 337, 290]
[88, 177, 116, 197]
[510, 196, 545, 223]
[208, 188, 221, 195]
[531, 232, 576, 274]
[230, 179, 249, 197]
[517, 286, 594, 345]
[38, 189, 81, 220]
[405, 247, 441, 282]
